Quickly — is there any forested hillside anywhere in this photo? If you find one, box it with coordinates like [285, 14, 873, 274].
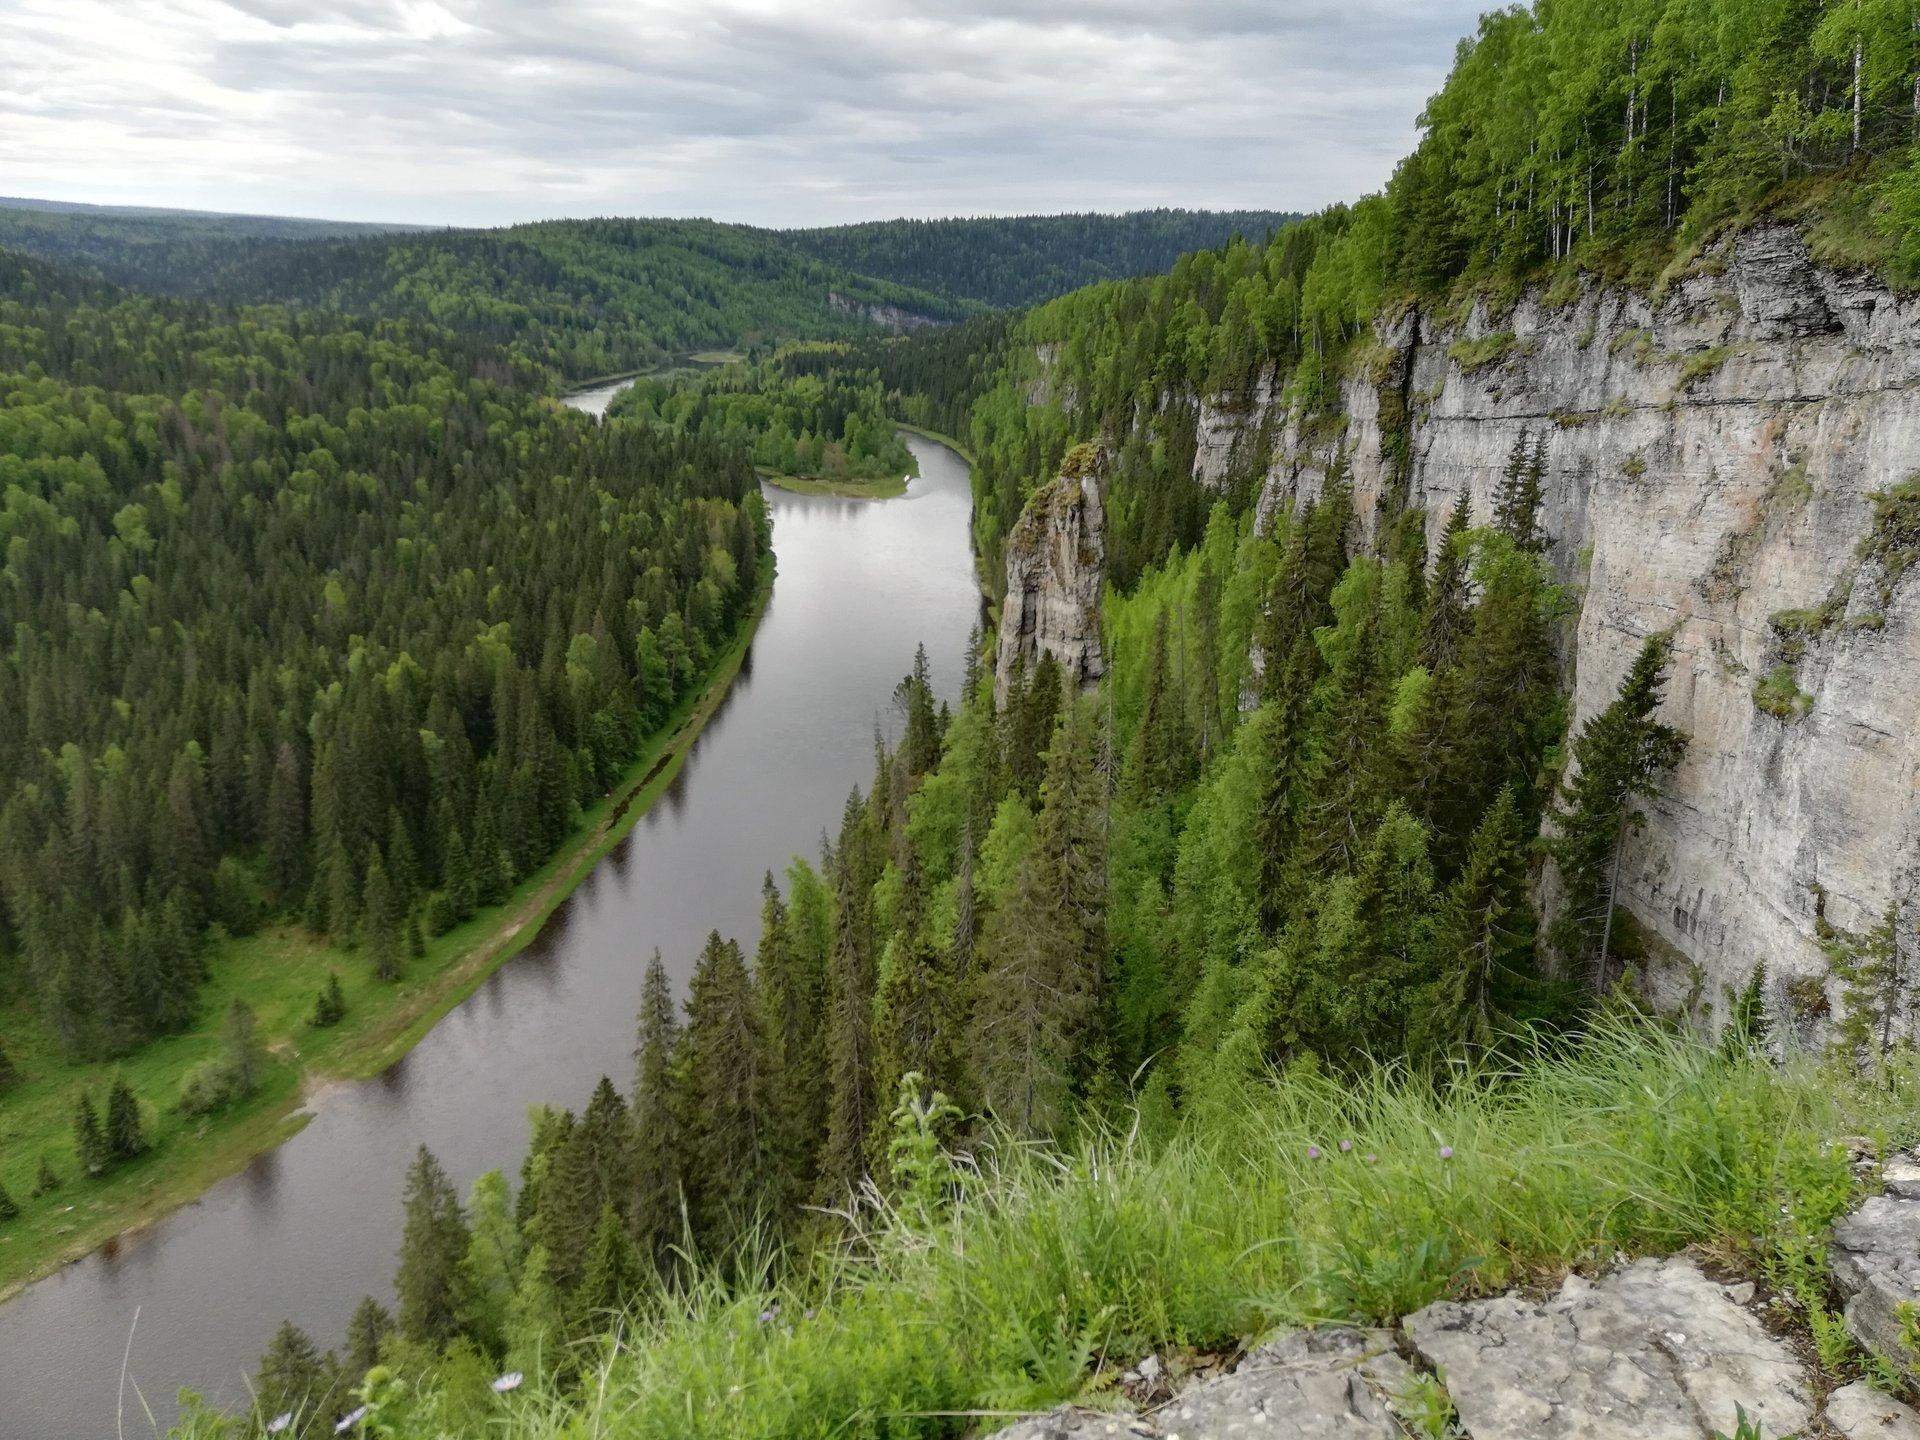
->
[190, 0, 1920, 1433]
[608, 348, 916, 488]
[0, 253, 769, 1068]
[0, 213, 969, 382]
[781, 209, 1299, 308]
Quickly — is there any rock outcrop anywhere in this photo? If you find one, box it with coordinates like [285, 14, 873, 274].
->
[1406, 1258, 1814, 1440]
[1831, 1152, 1920, 1366]
[825, 291, 943, 332]
[1050, 222, 1919, 1039]
[994, 443, 1109, 705]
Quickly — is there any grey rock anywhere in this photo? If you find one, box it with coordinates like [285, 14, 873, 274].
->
[1828, 1381, 1920, 1439]
[983, 1328, 1416, 1439]
[1403, 1256, 1814, 1439]
[1831, 1157, 1920, 1371]
[1238, 220, 1920, 1035]
[993, 445, 1108, 705]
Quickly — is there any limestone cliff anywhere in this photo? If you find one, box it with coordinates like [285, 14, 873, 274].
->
[1021, 223, 1919, 1038]
[1240, 224, 1918, 1037]
[993, 443, 1109, 705]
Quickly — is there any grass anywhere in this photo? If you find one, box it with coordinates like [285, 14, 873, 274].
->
[1447, 332, 1517, 374]
[0, 563, 774, 1299]
[180, 1020, 1920, 1439]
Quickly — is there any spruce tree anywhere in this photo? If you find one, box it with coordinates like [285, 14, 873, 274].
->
[265, 740, 307, 906]
[1123, 607, 1191, 802]
[0, 1181, 17, 1222]
[681, 931, 771, 1244]
[443, 828, 475, 921]
[752, 876, 822, 1212]
[253, 1320, 329, 1438]
[32, 1157, 59, 1197]
[631, 950, 685, 1264]
[572, 1203, 645, 1332]
[1420, 491, 1474, 672]
[972, 699, 1109, 1137]
[311, 972, 346, 1028]
[870, 839, 963, 1165]
[1494, 431, 1549, 552]
[105, 1076, 147, 1162]
[1296, 595, 1391, 878]
[362, 853, 402, 982]
[225, 997, 264, 1097]
[458, 1169, 522, 1359]
[818, 791, 879, 1199]
[1550, 633, 1686, 989]
[74, 1090, 109, 1177]
[1416, 786, 1538, 1053]
[343, 1295, 393, 1380]
[395, 1144, 470, 1345]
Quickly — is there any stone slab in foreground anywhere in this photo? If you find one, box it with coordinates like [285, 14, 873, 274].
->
[1404, 1256, 1813, 1440]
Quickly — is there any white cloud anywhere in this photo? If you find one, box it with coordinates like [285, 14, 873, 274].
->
[0, 0, 1489, 225]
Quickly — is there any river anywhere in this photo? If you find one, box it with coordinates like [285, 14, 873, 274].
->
[0, 412, 980, 1438]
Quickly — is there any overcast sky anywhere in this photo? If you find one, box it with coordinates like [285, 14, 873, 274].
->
[8, 0, 1490, 228]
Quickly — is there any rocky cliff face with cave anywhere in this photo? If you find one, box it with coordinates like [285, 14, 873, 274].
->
[1001, 223, 1920, 1039]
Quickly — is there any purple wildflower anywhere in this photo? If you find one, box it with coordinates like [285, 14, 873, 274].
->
[492, 1372, 524, 1393]
[1338, 1139, 1354, 1154]
[1439, 1146, 1454, 1161]
[1307, 1145, 1322, 1160]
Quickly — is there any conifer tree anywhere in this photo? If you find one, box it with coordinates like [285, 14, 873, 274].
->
[362, 853, 402, 982]
[343, 1296, 393, 1380]
[630, 950, 685, 1263]
[572, 1203, 645, 1331]
[1420, 491, 1474, 672]
[1550, 633, 1686, 989]
[681, 931, 770, 1243]
[254, 1320, 330, 1438]
[1494, 432, 1549, 552]
[504, 1243, 563, 1380]
[32, 1157, 60, 1197]
[443, 828, 475, 921]
[311, 972, 346, 1028]
[1254, 634, 1320, 930]
[0, 1038, 17, 1092]
[395, 1145, 470, 1345]
[870, 839, 963, 1163]
[225, 997, 265, 1097]
[752, 876, 822, 1210]
[0, 1181, 17, 1223]
[74, 1090, 109, 1177]
[265, 740, 307, 905]
[1124, 606, 1191, 802]
[532, 1079, 634, 1290]
[458, 1169, 521, 1359]
[818, 791, 879, 1199]
[1416, 786, 1538, 1053]
[105, 1076, 146, 1162]
[972, 699, 1109, 1136]
[1296, 596, 1391, 877]
[895, 643, 941, 784]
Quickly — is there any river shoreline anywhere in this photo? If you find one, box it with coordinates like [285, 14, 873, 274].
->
[0, 564, 774, 1304]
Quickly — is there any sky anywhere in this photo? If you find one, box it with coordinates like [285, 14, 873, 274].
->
[6, 0, 1491, 229]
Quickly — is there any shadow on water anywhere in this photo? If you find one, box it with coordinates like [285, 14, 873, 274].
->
[0, 433, 982, 1438]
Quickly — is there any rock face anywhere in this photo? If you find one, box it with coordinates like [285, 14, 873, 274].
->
[1179, 223, 1920, 1038]
[994, 443, 1109, 705]
[825, 290, 943, 332]
[1831, 1152, 1920, 1365]
[986, 1328, 1414, 1439]
[1405, 1258, 1814, 1440]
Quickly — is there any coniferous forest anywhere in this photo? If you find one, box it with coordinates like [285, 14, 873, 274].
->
[0, 251, 770, 1061]
[5, 0, 1920, 1433]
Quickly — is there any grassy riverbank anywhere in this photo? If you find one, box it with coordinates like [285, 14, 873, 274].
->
[0, 564, 774, 1300]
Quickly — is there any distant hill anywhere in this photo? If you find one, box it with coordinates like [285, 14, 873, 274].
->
[781, 209, 1301, 308]
[0, 200, 1299, 380]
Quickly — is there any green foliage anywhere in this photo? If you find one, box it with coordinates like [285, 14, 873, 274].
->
[1753, 663, 1813, 719]
[612, 353, 916, 484]
[784, 209, 1300, 308]
[0, 266, 770, 1063]
[234, 1027, 1920, 1440]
